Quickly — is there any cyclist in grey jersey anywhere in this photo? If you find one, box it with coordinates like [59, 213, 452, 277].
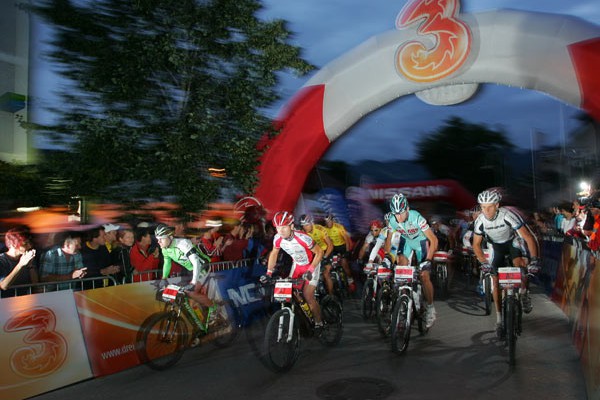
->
[472, 190, 540, 338]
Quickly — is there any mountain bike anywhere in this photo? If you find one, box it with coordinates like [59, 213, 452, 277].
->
[330, 254, 350, 303]
[498, 266, 528, 366]
[460, 247, 475, 289]
[478, 249, 494, 315]
[375, 262, 394, 337]
[136, 280, 240, 370]
[390, 264, 427, 354]
[262, 276, 343, 372]
[432, 250, 450, 299]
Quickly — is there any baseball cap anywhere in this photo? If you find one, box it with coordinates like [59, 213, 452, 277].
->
[103, 223, 121, 232]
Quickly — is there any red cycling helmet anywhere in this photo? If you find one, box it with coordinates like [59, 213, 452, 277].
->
[370, 220, 383, 229]
[272, 211, 294, 227]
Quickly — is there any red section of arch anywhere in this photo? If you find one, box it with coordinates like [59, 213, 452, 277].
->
[254, 85, 330, 215]
[569, 37, 600, 122]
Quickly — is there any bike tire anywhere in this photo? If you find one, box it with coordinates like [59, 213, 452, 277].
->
[437, 264, 448, 299]
[263, 308, 299, 373]
[484, 275, 492, 316]
[506, 296, 517, 366]
[319, 295, 343, 346]
[390, 296, 411, 354]
[212, 301, 242, 348]
[360, 279, 375, 320]
[136, 312, 189, 371]
[376, 285, 393, 338]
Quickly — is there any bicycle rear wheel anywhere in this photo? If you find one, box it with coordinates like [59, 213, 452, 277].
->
[211, 300, 242, 348]
[319, 295, 343, 346]
[390, 296, 411, 354]
[136, 312, 189, 371]
[484, 275, 492, 316]
[436, 264, 448, 299]
[263, 308, 299, 372]
[376, 285, 393, 338]
[360, 278, 375, 320]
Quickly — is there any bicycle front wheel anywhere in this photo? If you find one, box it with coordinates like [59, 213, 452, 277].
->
[436, 264, 448, 299]
[390, 296, 411, 354]
[136, 312, 189, 371]
[263, 308, 299, 372]
[319, 295, 343, 346]
[484, 275, 492, 316]
[505, 296, 517, 366]
[360, 278, 375, 320]
[376, 285, 393, 338]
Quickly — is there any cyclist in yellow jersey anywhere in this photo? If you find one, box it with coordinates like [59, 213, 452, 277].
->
[300, 214, 335, 295]
[324, 214, 356, 292]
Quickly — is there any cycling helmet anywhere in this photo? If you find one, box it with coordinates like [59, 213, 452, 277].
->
[384, 212, 393, 222]
[389, 193, 409, 213]
[477, 190, 501, 204]
[299, 214, 313, 226]
[154, 223, 174, 238]
[272, 211, 294, 227]
[324, 213, 334, 221]
[370, 220, 383, 229]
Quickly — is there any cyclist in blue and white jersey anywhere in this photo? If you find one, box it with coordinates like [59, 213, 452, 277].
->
[385, 194, 439, 329]
[472, 190, 541, 338]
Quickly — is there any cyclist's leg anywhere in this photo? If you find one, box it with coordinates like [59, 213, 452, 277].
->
[490, 243, 509, 327]
[415, 240, 434, 305]
[304, 265, 322, 323]
[187, 282, 214, 309]
[322, 263, 334, 294]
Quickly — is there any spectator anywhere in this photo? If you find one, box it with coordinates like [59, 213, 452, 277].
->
[221, 220, 250, 261]
[0, 226, 38, 297]
[39, 231, 87, 291]
[197, 225, 224, 262]
[130, 227, 161, 282]
[103, 223, 121, 252]
[111, 228, 135, 283]
[81, 226, 120, 285]
[558, 202, 577, 234]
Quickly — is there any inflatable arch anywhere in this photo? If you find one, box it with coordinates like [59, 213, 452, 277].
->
[255, 0, 600, 214]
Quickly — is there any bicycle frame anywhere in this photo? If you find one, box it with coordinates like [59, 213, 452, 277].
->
[271, 278, 314, 339]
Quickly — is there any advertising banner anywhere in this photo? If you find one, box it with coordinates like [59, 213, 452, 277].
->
[0, 291, 92, 400]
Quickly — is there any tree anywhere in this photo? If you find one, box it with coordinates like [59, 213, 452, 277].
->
[27, 0, 314, 212]
[415, 117, 514, 193]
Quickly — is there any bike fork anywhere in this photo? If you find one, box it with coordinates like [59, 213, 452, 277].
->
[277, 309, 295, 343]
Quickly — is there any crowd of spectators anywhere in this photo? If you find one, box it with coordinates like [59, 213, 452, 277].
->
[0, 217, 274, 298]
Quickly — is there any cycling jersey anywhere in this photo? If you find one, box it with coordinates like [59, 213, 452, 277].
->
[161, 238, 210, 284]
[473, 207, 524, 244]
[273, 230, 320, 286]
[324, 222, 348, 247]
[388, 210, 431, 262]
[369, 227, 400, 262]
[306, 224, 330, 251]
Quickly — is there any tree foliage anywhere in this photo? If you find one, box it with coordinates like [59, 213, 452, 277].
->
[27, 0, 314, 212]
[415, 117, 515, 193]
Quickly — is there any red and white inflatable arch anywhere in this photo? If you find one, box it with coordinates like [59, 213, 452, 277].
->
[254, 0, 600, 214]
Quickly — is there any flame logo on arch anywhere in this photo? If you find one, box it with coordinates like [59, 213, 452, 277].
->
[395, 0, 472, 83]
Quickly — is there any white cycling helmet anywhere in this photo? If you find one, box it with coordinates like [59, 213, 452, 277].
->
[477, 190, 501, 204]
[389, 193, 409, 213]
[299, 214, 313, 226]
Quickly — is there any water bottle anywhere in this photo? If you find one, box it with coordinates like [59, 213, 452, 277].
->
[300, 301, 312, 318]
[191, 301, 204, 321]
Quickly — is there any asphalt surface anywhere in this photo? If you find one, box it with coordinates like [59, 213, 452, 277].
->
[31, 276, 587, 400]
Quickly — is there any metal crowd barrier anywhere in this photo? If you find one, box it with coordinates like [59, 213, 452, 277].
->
[1, 258, 257, 298]
[2, 276, 119, 298]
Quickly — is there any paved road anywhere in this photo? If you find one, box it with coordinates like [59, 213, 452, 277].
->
[32, 278, 587, 400]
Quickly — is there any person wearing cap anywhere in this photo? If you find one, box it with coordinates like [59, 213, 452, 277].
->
[323, 213, 356, 293]
[103, 223, 121, 253]
[299, 214, 334, 295]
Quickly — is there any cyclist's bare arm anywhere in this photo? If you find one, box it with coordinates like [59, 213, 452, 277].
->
[472, 234, 486, 264]
[267, 247, 280, 274]
[423, 228, 439, 261]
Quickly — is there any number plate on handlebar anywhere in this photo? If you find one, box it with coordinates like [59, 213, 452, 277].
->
[273, 281, 293, 302]
[161, 285, 180, 303]
[394, 265, 414, 283]
[377, 265, 392, 279]
[498, 267, 521, 287]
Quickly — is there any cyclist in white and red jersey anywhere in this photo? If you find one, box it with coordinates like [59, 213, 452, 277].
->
[472, 190, 541, 338]
[265, 211, 324, 328]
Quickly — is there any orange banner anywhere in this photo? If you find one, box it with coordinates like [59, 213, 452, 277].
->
[74, 281, 162, 376]
[0, 291, 92, 400]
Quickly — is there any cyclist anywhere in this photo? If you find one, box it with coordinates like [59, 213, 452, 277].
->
[299, 214, 335, 295]
[472, 190, 541, 338]
[264, 211, 324, 329]
[323, 213, 356, 293]
[357, 219, 386, 263]
[386, 193, 438, 329]
[155, 224, 214, 314]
